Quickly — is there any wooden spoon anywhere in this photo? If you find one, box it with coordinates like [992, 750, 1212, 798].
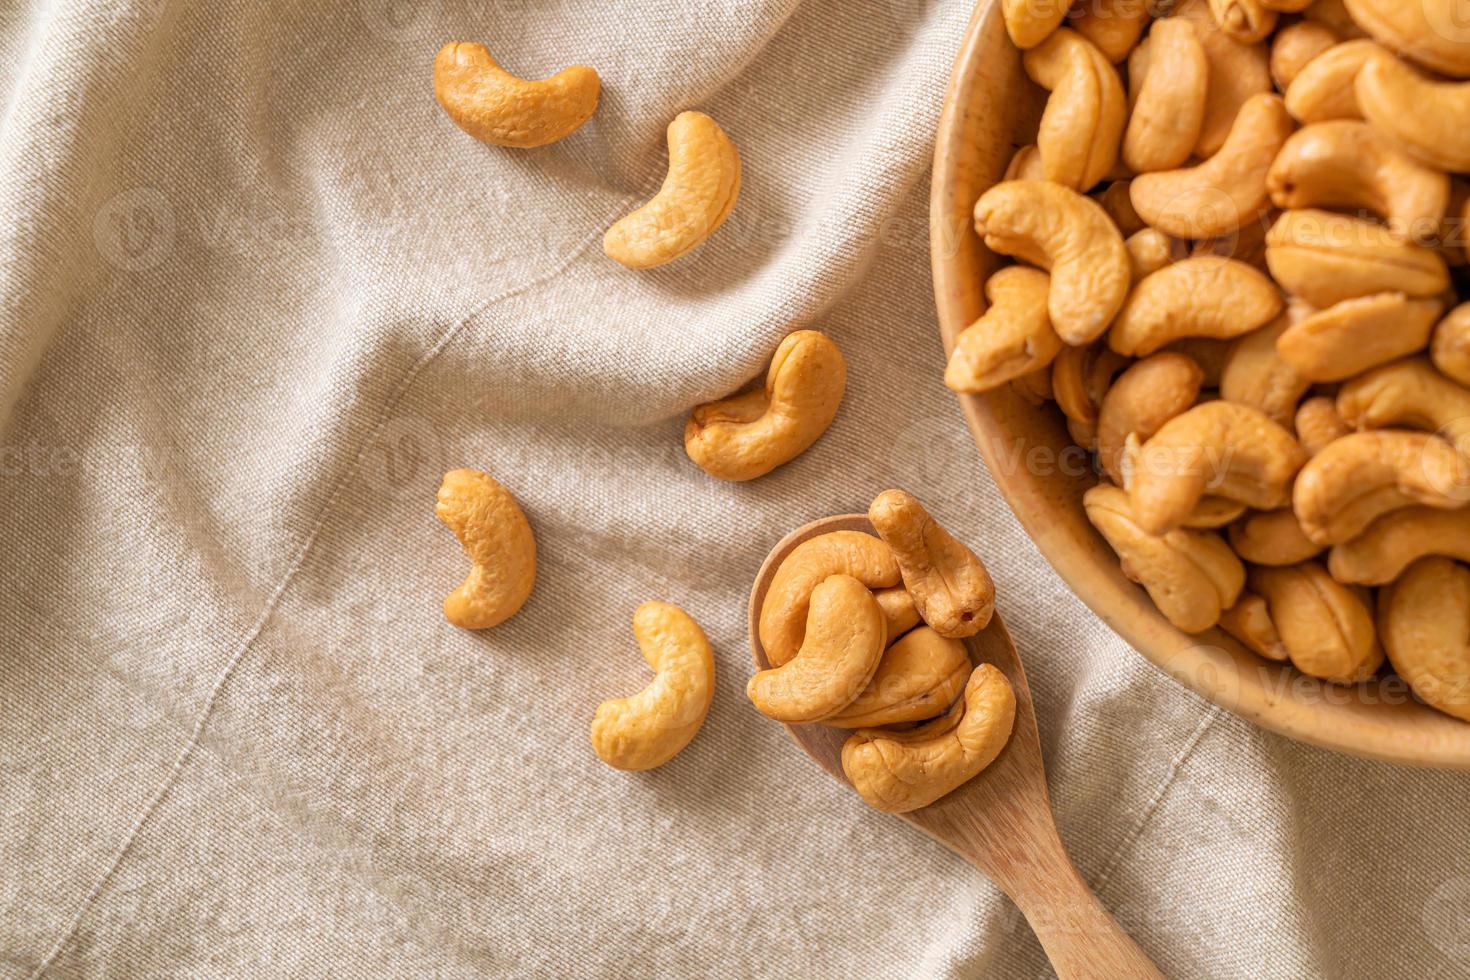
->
[748, 514, 1164, 980]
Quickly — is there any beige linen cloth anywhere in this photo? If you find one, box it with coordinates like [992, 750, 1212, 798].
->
[3, 0, 1470, 976]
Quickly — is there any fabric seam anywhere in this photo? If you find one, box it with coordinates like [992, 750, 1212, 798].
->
[28, 220, 612, 978]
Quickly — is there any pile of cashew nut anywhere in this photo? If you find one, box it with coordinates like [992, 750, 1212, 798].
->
[750, 490, 1016, 812]
[962, 0, 1470, 720]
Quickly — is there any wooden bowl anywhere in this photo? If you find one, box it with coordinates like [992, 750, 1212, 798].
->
[928, 1, 1470, 767]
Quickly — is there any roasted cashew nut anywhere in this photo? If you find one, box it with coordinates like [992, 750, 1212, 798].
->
[1264, 209, 1449, 309]
[1270, 20, 1340, 90]
[1125, 400, 1306, 535]
[1220, 592, 1289, 661]
[604, 111, 741, 269]
[1328, 507, 1470, 585]
[1380, 558, 1470, 722]
[1249, 563, 1382, 684]
[875, 586, 921, 642]
[684, 330, 845, 481]
[1097, 352, 1205, 484]
[973, 180, 1130, 345]
[840, 663, 1017, 813]
[1228, 508, 1323, 566]
[1292, 430, 1470, 545]
[1282, 39, 1381, 123]
[1337, 357, 1470, 456]
[1356, 53, 1470, 175]
[825, 627, 972, 729]
[590, 602, 714, 771]
[435, 469, 536, 629]
[1208, 0, 1277, 43]
[748, 575, 886, 724]
[1220, 314, 1309, 428]
[1294, 395, 1349, 456]
[1125, 228, 1180, 283]
[759, 530, 900, 666]
[1276, 293, 1444, 383]
[1023, 29, 1127, 191]
[1002, 0, 1070, 49]
[1005, 144, 1046, 182]
[869, 490, 996, 638]
[1175, 0, 1273, 158]
[1084, 484, 1245, 632]
[1266, 122, 1450, 239]
[1123, 18, 1207, 174]
[1433, 304, 1470, 388]
[1130, 93, 1293, 239]
[1342, 0, 1470, 79]
[433, 42, 600, 148]
[1052, 343, 1129, 434]
[1108, 256, 1282, 358]
[945, 267, 1062, 394]
[1072, 0, 1152, 62]
[1097, 181, 1146, 237]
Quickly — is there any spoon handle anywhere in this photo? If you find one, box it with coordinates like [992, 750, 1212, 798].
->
[974, 832, 1165, 980]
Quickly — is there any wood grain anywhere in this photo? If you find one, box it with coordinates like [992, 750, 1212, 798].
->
[749, 516, 1163, 980]
[928, 0, 1470, 768]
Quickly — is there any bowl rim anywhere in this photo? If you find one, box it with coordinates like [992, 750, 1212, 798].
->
[927, 0, 1470, 768]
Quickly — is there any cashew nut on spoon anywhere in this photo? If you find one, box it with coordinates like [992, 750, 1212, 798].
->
[747, 513, 1163, 978]
[433, 42, 600, 148]
[590, 602, 715, 771]
[868, 489, 995, 638]
[604, 111, 741, 269]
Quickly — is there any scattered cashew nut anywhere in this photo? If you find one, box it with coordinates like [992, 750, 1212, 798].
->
[759, 530, 900, 666]
[604, 111, 741, 269]
[869, 489, 996, 638]
[825, 627, 972, 729]
[841, 663, 1017, 813]
[590, 602, 715, 771]
[435, 468, 536, 630]
[945, 267, 1062, 394]
[684, 330, 845, 481]
[433, 42, 600, 148]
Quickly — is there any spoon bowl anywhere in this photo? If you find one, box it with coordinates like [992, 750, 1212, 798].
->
[748, 514, 1163, 980]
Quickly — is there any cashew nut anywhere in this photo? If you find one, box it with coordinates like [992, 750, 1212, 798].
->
[973, 180, 1131, 344]
[1125, 400, 1307, 534]
[1266, 122, 1450, 239]
[1084, 484, 1245, 632]
[1005, 144, 1046, 181]
[1097, 180, 1147, 237]
[1108, 256, 1283, 357]
[1052, 342, 1129, 429]
[1175, 0, 1273, 158]
[1342, 0, 1470, 79]
[1130, 93, 1293, 239]
[1126, 228, 1180, 282]
[1220, 592, 1289, 661]
[1097, 352, 1205, 484]
[1264, 209, 1449, 309]
[748, 575, 886, 724]
[1276, 293, 1444, 383]
[876, 586, 921, 642]
[1229, 507, 1324, 565]
[1184, 496, 1249, 529]
[1002, 0, 1070, 49]
[1432, 303, 1470, 387]
[1379, 558, 1470, 722]
[684, 330, 845, 481]
[1220, 314, 1309, 428]
[1165, 336, 1232, 387]
[841, 663, 1017, 813]
[1073, 0, 1152, 62]
[1356, 52, 1470, 173]
[1208, 0, 1277, 43]
[1012, 365, 1055, 406]
[759, 530, 900, 667]
[1283, 40, 1381, 123]
[1123, 19, 1208, 174]
[1337, 357, 1470, 456]
[1023, 29, 1127, 191]
[1249, 563, 1382, 683]
[945, 267, 1063, 394]
[1294, 395, 1350, 455]
[435, 468, 536, 630]
[825, 627, 972, 729]
[1304, 0, 1367, 39]
[1270, 20, 1340, 90]
[1292, 430, 1470, 545]
[433, 42, 600, 148]
[590, 602, 714, 771]
[1328, 507, 1470, 585]
[869, 490, 996, 638]
[603, 111, 741, 269]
